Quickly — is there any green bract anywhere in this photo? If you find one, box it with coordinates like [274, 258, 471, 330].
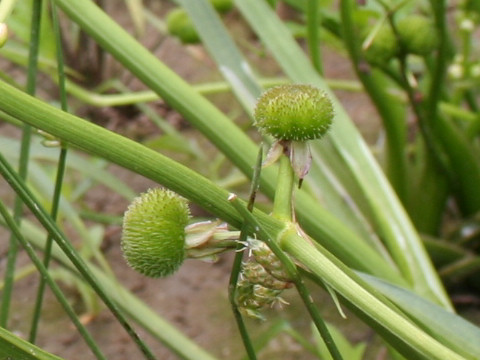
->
[396, 15, 439, 56]
[254, 85, 334, 141]
[121, 188, 190, 277]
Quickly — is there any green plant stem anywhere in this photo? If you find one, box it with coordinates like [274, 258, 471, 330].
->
[394, 51, 450, 235]
[427, 0, 480, 216]
[64, 77, 360, 107]
[338, 0, 408, 205]
[228, 196, 344, 360]
[0, 0, 16, 22]
[272, 155, 294, 221]
[0, 199, 107, 360]
[0, 154, 157, 360]
[30, 0, 70, 344]
[278, 232, 466, 360]
[228, 148, 263, 360]
[0, 0, 41, 327]
[306, 0, 323, 74]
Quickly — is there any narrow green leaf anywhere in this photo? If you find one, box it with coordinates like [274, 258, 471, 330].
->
[360, 273, 480, 360]
[0, 326, 65, 360]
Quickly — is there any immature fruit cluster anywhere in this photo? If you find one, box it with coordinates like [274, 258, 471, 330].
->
[254, 84, 334, 142]
[236, 240, 292, 320]
[363, 23, 398, 64]
[121, 188, 190, 278]
[362, 14, 439, 64]
[396, 15, 439, 56]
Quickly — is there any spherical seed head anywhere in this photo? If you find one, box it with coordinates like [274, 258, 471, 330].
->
[363, 24, 399, 65]
[396, 15, 439, 56]
[254, 85, 334, 141]
[121, 188, 190, 278]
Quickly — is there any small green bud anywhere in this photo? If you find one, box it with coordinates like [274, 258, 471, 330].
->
[362, 23, 399, 65]
[0, 23, 7, 48]
[396, 15, 439, 56]
[254, 84, 334, 142]
[121, 188, 190, 277]
[166, 8, 200, 44]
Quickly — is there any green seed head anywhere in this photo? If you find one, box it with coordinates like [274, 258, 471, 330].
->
[396, 15, 439, 56]
[121, 188, 190, 278]
[363, 23, 399, 65]
[166, 8, 200, 44]
[254, 85, 334, 141]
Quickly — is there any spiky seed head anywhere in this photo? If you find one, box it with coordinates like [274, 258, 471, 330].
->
[121, 188, 190, 277]
[396, 15, 439, 56]
[254, 84, 334, 141]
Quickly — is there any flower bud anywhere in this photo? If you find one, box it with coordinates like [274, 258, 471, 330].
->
[249, 239, 291, 282]
[121, 188, 190, 277]
[254, 85, 334, 142]
[396, 15, 439, 56]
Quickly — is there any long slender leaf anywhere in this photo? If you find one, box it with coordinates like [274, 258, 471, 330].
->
[0, 326, 64, 360]
[360, 273, 480, 360]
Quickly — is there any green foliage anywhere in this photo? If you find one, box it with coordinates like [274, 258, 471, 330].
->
[0, 0, 480, 359]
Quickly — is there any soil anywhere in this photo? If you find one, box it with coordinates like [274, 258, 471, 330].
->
[0, 1, 422, 360]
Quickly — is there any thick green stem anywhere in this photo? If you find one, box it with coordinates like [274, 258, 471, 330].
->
[279, 232, 466, 360]
[427, 0, 480, 215]
[339, 0, 408, 204]
[272, 155, 294, 221]
[306, 0, 323, 74]
[0, 0, 16, 22]
[229, 197, 343, 360]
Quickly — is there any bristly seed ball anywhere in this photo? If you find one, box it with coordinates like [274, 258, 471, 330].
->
[121, 188, 190, 278]
[254, 84, 334, 142]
